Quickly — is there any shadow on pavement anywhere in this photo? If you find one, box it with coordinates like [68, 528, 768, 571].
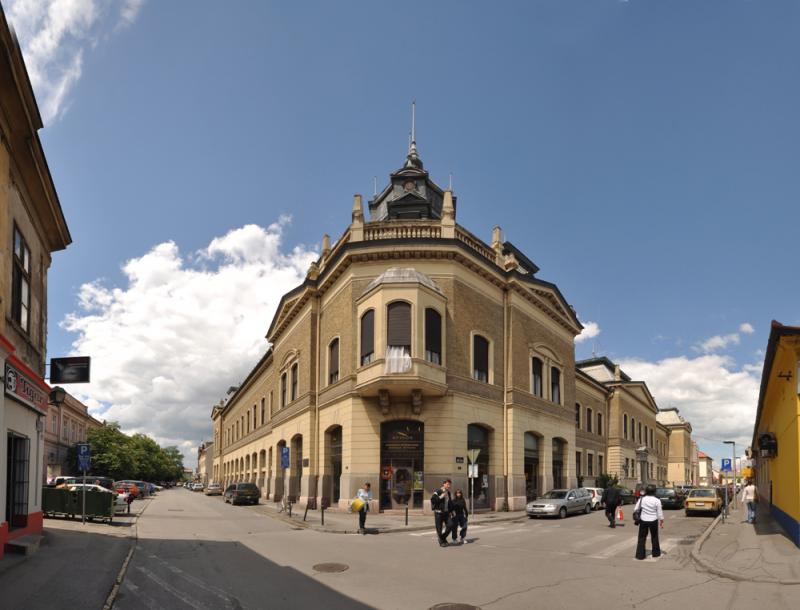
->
[115, 538, 377, 610]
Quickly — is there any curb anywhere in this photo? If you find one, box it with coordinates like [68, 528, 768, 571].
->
[103, 496, 154, 609]
[690, 511, 800, 585]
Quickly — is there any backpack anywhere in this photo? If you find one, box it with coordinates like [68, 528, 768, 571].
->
[430, 491, 441, 511]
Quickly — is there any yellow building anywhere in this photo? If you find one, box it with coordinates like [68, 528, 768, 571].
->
[657, 408, 696, 486]
[752, 321, 800, 547]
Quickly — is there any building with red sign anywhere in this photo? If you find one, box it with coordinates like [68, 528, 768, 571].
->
[0, 6, 72, 559]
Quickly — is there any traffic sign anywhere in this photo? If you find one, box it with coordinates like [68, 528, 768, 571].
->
[721, 458, 732, 472]
[280, 446, 290, 470]
[468, 464, 479, 478]
[77, 443, 91, 471]
[467, 449, 481, 464]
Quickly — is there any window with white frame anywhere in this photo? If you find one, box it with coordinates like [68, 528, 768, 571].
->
[424, 308, 442, 365]
[11, 225, 32, 333]
[586, 407, 593, 433]
[472, 334, 490, 382]
[550, 366, 561, 404]
[360, 309, 375, 366]
[328, 338, 340, 384]
[531, 357, 543, 397]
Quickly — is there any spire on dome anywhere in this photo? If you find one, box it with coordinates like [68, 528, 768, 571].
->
[404, 100, 423, 169]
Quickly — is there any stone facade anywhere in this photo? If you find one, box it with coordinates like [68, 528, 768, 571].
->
[657, 408, 696, 486]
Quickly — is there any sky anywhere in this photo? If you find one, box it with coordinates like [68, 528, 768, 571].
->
[5, 0, 799, 467]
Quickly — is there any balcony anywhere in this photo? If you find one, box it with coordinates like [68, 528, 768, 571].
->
[356, 357, 447, 413]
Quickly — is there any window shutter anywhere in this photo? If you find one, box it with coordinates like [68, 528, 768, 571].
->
[425, 309, 441, 354]
[360, 310, 374, 359]
[473, 335, 489, 375]
[387, 302, 411, 347]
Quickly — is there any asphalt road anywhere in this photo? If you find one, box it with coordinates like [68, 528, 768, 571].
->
[113, 489, 800, 610]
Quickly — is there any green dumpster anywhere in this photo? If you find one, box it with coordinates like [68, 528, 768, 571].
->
[70, 489, 114, 523]
[42, 487, 79, 518]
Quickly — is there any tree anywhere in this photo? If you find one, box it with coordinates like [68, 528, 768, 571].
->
[596, 473, 619, 490]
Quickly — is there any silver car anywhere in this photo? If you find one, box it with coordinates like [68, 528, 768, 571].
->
[527, 488, 593, 519]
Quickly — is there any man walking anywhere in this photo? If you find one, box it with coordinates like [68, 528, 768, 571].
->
[601, 485, 622, 528]
[432, 479, 453, 547]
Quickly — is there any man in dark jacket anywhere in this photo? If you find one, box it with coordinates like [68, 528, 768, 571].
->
[602, 486, 622, 528]
[432, 479, 453, 547]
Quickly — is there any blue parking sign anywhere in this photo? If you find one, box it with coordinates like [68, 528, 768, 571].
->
[77, 443, 91, 471]
[721, 458, 732, 472]
[280, 446, 290, 470]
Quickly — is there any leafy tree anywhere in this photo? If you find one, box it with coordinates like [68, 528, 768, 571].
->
[596, 473, 619, 489]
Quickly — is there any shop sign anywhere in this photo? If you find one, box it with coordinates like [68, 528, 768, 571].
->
[413, 471, 424, 491]
[5, 362, 48, 414]
[455, 456, 464, 464]
[381, 466, 393, 480]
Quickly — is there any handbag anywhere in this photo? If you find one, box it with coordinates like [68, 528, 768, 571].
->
[632, 500, 642, 525]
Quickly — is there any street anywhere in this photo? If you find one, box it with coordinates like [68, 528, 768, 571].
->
[109, 489, 800, 609]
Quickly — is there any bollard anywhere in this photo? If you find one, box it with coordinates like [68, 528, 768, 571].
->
[289, 502, 292, 518]
[321, 505, 325, 526]
[405, 505, 409, 526]
[303, 505, 309, 522]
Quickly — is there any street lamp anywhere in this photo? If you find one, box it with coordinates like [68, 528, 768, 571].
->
[723, 441, 737, 509]
[49, 386, 66, 406]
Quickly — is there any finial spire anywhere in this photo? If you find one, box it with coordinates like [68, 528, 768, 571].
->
[404, 100, 423, 169]
[411, 100, 416, 147]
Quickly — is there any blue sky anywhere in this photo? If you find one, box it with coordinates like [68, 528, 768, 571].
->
[7, 0, 799, 464]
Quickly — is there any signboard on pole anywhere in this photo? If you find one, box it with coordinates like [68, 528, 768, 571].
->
[467, 449, 481, 464]
[77, 443, 91, 472]
[721, 458, 732, 472]
[468, 464, 479, 478]
[280, 446, 290, 470]
[50, 356, 91, 384]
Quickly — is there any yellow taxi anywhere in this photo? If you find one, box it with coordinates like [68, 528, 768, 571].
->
[685, 487, 723, 517]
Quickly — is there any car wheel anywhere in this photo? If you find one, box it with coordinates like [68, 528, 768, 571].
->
[685, 510, 691, 517]
[559, 507, 567, 519]
[528, 515, 535, 519]
[584, 504, 591, 514]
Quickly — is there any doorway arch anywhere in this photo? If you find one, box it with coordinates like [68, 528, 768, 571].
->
[468, 424, 491, 510]
[380, 420, 424, 510]
[524, 432, 541, 501]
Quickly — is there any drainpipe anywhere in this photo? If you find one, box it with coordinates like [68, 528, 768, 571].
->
[313, 292, 322, 509]
[502, 287, 510, 511]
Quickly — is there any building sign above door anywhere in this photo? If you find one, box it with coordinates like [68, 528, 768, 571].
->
[5, 362, 48, 415]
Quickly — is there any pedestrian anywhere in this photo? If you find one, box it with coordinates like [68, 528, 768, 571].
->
[741, 478, 758, 524]
[601, 485, 622, 528]
[450, 489, 469, 545]
[431, 479, 453, 547]
[633, 484, 664, 560]
[356, 482, 371, 534]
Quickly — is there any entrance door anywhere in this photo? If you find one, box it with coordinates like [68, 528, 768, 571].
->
[380, 421, 424, 511]
[6, 433, 30, 529]
[552, 438, 565, 489]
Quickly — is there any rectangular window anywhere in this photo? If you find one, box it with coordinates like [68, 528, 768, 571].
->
[269, 391, 273, 418]
[624, 458, 629, 478]
[623, 415, 628, 440]
[587, 454, 593, 477]
[650, 429, 654, 448]
[360, 310, 374, 366]
[576, 451, 582, 478]
[531, 357, 543, 396]
[575, 404, 580, 428]
[51, 415, 57, 433]
[598, 454, 604, 474]
[247, 411, 250, 434]
[387, 302, 411, 349]
[472, 335, 489, 382]
[11, 225, 32, 333]
[329, 339, 340, 384]
[550, 367, 561, 404]
[638, 423, 642, 444]
[281, 373, 287, 407]
[597, 413, 603, 436]
[424, 308, 442, 364]
[586, 408, 592, 433]
[290, 363, 298, 401]
[261, 398, 265, 425]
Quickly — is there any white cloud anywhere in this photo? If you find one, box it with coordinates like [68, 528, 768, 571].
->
[62, 219, 317, 458]
[6, 0, 146, 124]
[739, 323, 755, 335]
[575, 321, 601, 344]
[620, 354, 760, 450]
[696, 332, 740, 354]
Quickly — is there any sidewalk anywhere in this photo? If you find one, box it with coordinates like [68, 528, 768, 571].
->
[692, 505, 800, 584]
[0, 498, 150, 609]
[251, 500, 528, 534]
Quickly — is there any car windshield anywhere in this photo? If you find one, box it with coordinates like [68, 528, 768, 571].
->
[238, 484, 257, 490]
[689, 489, 716, 498]
[541, 491, 567, 499]
[656, 488, 675, 496]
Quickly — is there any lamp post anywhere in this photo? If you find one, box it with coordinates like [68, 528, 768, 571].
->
[723, 441, 737, 509]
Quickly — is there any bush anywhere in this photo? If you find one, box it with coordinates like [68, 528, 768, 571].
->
[596, 473, 619, 490]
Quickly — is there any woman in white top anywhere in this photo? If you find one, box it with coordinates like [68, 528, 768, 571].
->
[634, 484, 664, 560]
[356, 482, 372, 534]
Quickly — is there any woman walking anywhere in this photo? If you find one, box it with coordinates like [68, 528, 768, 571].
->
[356, 482, 372, 534]
[634, 484, 664, 560]
[450, 489, 469, 544]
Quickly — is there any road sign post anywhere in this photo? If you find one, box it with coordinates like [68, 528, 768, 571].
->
[77, 443, 91, 524]
[467, 449, 480, 516]
[280, 447, 290, 512]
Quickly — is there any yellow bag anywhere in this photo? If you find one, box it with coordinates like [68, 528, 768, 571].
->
[351, 498, 365, 513]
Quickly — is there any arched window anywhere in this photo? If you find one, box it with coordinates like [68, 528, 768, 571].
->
[550, 367, 561, 404]
[280, 372, 287, 407]
[597, 412, 603, 436]
[623, 414, 628, 440]
[473, 335, 489, 382]
[424, 308, 442, 364]
[360, 310, 375, 366]
[531, 357, 543, 397]
[638, 422, 642, 444]
[630, 417, 635, 442]
[586, 407, 593, 433]
[575, 403, 581, 428]
[328, 338, 340, 384]
[290, 363, 299, 401]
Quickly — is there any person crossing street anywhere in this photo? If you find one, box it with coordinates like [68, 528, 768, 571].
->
[432, 479, 453, 547]
[450, 489, 469, 544]
[601, 485, 622, 528]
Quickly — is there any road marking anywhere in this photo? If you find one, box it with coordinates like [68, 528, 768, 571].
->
[144, 553, 236, 608]
[571, 533, 616, 549]
[409, 525, 509, 537]
[122, 581, 163, 610]
[587, 536, 636, 559]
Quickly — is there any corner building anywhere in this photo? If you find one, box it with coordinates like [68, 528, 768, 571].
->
[214, 141, 584, 512]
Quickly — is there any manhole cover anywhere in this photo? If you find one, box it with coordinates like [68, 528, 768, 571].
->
[313, 563, 349, 573]
[428, 605, 481, 610]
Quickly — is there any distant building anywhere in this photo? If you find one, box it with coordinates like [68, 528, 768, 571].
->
[0, 6, 72, 560]
[697, 451, 713, 487]
[752, 321, 800, 547]
[197, 441, 214, 486]
[657, 408, 696, 486]
[43, 391, 102, 483]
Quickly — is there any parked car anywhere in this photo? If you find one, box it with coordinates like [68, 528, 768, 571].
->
[584, 487, 604, 510]
[114, 482, 141, 499]
[655, 487, 685, 509]
[526, 488, 592, 519]
[204, 483, 222, 496]
[66, 484, 130, 514]
[191, 483, 204, 492]
[224, 482, 260, 505]
[60, 476, 115, 491]
[685, 488, 723, 516]
[618, 487, 636, 505]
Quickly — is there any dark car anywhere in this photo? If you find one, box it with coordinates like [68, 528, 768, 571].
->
[618, 487, 636, 505]
[224, 482, 260, 505]
[655, 487, 685, 509]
